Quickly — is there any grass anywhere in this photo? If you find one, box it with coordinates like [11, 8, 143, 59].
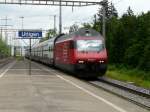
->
[106, 65, 150, 89]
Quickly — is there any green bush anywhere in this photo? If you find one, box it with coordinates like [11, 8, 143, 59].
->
[107, 65, 150, 88]
[0, 38, 10, 58]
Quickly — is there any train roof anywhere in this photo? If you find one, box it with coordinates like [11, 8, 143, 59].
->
[73, 28, 101, 37]
[32, 34, 64, 48]
[32, 37, 54, 48]
[55, 28, 103, 42]
[32, 28, 102, 49]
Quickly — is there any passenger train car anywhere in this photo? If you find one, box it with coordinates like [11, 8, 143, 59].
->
[25, 28, 108, 78]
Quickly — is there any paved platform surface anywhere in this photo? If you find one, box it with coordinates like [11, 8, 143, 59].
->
[0, 59, 149, 112]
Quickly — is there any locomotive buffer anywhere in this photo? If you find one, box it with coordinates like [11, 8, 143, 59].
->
[18, 30, 42, 75]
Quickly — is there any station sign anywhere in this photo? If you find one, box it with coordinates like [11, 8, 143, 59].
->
[18, 30, 42, 39]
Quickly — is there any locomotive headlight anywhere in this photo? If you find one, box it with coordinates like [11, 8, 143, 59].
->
[99, 60, 104, 63]
[78, 61, 84, 63]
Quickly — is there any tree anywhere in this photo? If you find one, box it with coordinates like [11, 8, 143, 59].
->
[46, 29, 57, 38]
[127, 6, 134, 16]
[136, 11, 150, 71]
[40, 29, 57, 42]
[97, 0, 109, 21]
[109, 2, 118, 18]
[94, 1, 118, 34]
[69, 24, 79, 33]
[82, 23, 92, 29]
[97, 0, 118, 21]
[0, 38, 9, 57]
[93, 5, 149, 71]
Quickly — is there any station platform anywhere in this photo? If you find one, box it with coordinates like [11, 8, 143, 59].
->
[0, 59, 149, 112]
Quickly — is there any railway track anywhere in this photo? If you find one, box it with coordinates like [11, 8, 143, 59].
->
[88, 77, 150, 110]
[0, 57, 14, 68]
[98, 77, 150, 98]
[25, 60, 150, 110]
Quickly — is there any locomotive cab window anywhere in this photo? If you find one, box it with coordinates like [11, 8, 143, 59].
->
[76, 40, 104, 52]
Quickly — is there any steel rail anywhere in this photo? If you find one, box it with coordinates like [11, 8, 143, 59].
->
[98, 77, 150, 98]
[88, 77, 150, 110]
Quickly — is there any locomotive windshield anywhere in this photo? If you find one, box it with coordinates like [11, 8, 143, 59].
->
[77, 40, 104, 52]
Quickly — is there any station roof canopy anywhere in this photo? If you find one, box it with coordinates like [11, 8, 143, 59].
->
[0, 0, 103, 6]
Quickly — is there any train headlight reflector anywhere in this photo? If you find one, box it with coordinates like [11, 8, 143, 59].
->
[99, 60, 104, 63]
[78, 61, 84, 63]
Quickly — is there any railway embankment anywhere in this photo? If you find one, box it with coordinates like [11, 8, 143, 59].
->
[106, 65, 150, 89]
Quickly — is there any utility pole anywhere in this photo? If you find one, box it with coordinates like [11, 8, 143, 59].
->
[13, 31, 17, 57]
[54, 15, 56, 35]
[0, 27, 2, 39]
[94, 14, 97, 29]
[20, 16, 24, 29]
[94, 15, 97, 24]
[49, 15, 57, 35]
[4, 16, 11, 44]
[0, 16, 12, 57]
[5, 16, 8, 44]
[19, 16, 24, 57]
[102, 0, 106, 40]
[0, 16, 12, 44]
[29, 38, 31, 75]
[59, 0, 62, 34]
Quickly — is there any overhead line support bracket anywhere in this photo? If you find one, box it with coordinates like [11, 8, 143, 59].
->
[0, 0, 102, 6]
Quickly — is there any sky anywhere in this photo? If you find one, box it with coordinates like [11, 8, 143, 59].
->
[0, 0, 150, 32]
[0, 0, 150, 47]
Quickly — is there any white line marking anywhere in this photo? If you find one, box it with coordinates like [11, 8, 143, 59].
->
[56, 74, 128, 112]
[36, 64, 127, 112]
[9, 69, 42, 71]
[39, 67, 58, 72]
[0, 61, 16, 78]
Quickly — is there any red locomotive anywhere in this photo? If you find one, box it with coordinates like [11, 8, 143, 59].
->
[26, 28, 108, 78]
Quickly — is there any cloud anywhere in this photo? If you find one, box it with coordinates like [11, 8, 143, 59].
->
[0, 0, 149, 33]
